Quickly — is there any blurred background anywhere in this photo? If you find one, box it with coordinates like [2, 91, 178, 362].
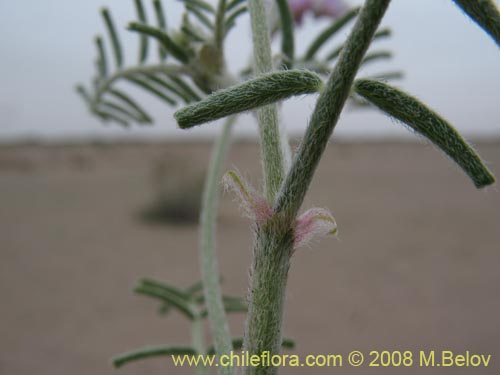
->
[0, 0, 499, 374]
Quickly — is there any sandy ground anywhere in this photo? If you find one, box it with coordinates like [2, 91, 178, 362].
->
[1, 140, 499, 375]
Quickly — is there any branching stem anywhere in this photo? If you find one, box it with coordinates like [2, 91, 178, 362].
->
[243, 2, 392, 375]
[276, 0, 392, 220]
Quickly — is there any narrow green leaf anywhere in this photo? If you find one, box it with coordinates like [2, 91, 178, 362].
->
[226, 0, 246, 12]
[175, 69, 323, 129]
[186, 280, 204, 295]
[275, 0, 295, 67]
[186, 4, 214, 29]
[452, 0, 500, 46]
[366, 71, 404, 81]
[128, 22, 190, 63]
[199, 295, 247, 317]
[134, 0, 149, 63]
[179, 0, 215, 13]
[304, 7, 360, 61]
[101, 8, 123, 68]
[167, 75, 202, 102]
[93, 108, 130, 127]
[108, 89, 153, 123]
[126, 75, 177, 106]
[153, 0, 168, 60]
[373, 27, 391, 39]
[94, 36, 107, 77]
[326, 27, 391, 62]
[75, 85, 91, 106]
[225, 6, 248, 32]
[135, 284, 195, 319]
[113, 345, 197, 368]
[353, 79, 495, 188]
[360, 50, 392, 66]
[181, 19, 206, 42]
[99, 100, 148, 124]
[143, 73, 192, 103]
[138, 278, 191, 301]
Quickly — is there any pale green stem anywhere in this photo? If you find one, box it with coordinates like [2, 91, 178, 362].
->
[247, 0, 286, 202]
[243, 2, 392, 375]
[199, 116, 237, 375]
[191, 312, 208, 375]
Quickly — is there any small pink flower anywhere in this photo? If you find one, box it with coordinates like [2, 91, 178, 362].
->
[288, 0, 348, 24]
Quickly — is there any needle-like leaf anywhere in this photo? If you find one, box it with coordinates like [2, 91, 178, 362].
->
[126, 75, 177, 106]
[225, 6, 248, 32]
[179, 0, 215, 13]
[75, 85, 91, 106]
[135, 284, 196, 320]
[181, 13, 207, 42]
[143, 73, 193, 103]
[175, 69, 323, 128]
[452, 0, 500, 46]
[353, 79, 495, 188]
[167, 75, 202, 102]
[152, 0, 168, 60]
[101, 8, 123, 68]
[326, 27, 391, 61]
[99, 100, 149, 124]
[94, 36, 108, 78]
[108, 89, 153, 123]
[186, 280, 204, 295]
[366, 70, 404, 81]
[275, 0, 295, 67]
[112, 345, 197, 368]
[134, 0, 149, 63]
[360, 50, 392, 66]
[128, 22, 190, 63]
[186, 3, 214, 29]
[304, 7, 360, 61]
[226, 0, 246, 12]
[139, 278, 192, 300]
[94, 108, 130, 127]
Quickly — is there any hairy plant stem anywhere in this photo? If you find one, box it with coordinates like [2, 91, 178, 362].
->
[199, 116, 237, 375]
[276, 0, 392, 219]
[243, 215, 294, 375]
[248, 0, 286, 202]
[243, 2, 392, 375]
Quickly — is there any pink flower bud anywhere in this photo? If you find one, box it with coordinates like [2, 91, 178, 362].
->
[288, 0, 348, 25]
[223, 170, 273, 223]
[293, 207, 337, 249]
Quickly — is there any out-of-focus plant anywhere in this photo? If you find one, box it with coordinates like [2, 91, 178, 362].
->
[111, 277, 295, 372]
[140, 160, 204, 225]
[77, 0, 498, 374]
